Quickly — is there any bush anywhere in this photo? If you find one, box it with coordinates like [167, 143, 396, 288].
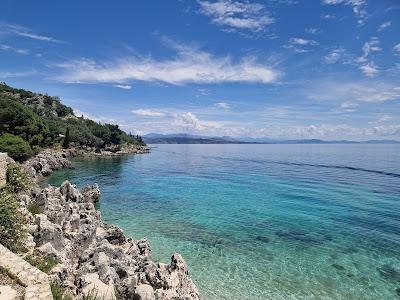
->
[0, 189, 26, 252]
[27, 201, 43, 215]
[25, 252, 58, 273]
[50, 282, 73, 300]
[0, 133, 34, 161]
[6, 162, 31, 193]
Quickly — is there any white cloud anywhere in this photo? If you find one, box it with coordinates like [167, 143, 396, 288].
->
[0, 23, 61, 43]
[290, 38, 319, 46]
[114, 84, 132, 90]
[308, 80, 400, 103]
[214, 102, 230, 109]
[305, 28, 320, 34]
[361, 37, 381, 57]
[369, 114, 393, 124]
[320, 14, 336, 20]
[378, 21, 391, 32]
[324, 47, 345, 64]
[131, 109, 166, 117]
[340, 101, 359, 111]
[359, 62, 379, 77]
[354, 37, 381, 77]
[393, 43, 400, 55]
[257, 123, 400, 139]
[0, 70, 36, 78]
[73, 109, 118, 124]
[0, 43, 29, 55]
[198, 0, 274, 32]
[322, 0, 367, 25]
[54, 44, 280, 85]
[284, 37, 319, 53]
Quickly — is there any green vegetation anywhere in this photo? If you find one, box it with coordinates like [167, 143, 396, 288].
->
[0, 190, 26, 252]
[25, 251, 58, 273]
[50, 282, 74, 300]
[27, 201, 44, 215]
[0, 163, 30, 252]
[0, 133, 34, 162]
[63, 127, 70, 149]
[0, 266, 24, 286]
[0, 83, 145, 161]
[5, 162, 31, 193]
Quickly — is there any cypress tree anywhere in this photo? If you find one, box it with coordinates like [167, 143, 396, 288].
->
[63, 127, 70, 149]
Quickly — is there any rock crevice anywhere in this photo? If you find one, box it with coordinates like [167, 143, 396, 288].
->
[17, 150, 200, 300]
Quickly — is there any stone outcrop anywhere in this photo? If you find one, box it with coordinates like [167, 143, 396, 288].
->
[21, 181, 200, 299]
[22, 149, 73, 180]
[0, 243, 53, 300]
[0, 153, 7, 188]
[3, 148, 200, 299]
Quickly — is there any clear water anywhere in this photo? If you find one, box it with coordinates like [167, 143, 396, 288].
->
[45, 144, 400, 299]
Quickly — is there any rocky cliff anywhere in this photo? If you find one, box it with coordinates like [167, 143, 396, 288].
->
[16, 150, 201, 300]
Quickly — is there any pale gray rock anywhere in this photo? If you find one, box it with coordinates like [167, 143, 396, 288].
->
[29, 181, 200, 299]
[135, 284, 155, 300]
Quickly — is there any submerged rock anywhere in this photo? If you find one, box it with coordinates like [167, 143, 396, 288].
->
[255, 235, 271, 243]
[331, 263, 345, 271]
[377, 264, 400, 282]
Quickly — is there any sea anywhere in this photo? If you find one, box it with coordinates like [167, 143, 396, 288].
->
[45, 144, 400, 299]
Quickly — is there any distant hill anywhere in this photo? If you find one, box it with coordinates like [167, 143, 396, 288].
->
[143, 133, 400, 145]
[143, 133, 251, 144]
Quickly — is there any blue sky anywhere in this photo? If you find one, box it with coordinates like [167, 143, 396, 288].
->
[1, 0, 399, 140]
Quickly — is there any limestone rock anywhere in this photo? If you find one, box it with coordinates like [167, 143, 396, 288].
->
[28, 181, 200, 299]
[135, 284, 155, 300]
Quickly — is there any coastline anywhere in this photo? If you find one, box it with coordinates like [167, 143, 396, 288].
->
[2, 147, 200, 300]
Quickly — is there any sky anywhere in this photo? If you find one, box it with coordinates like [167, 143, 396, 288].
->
[1, 0, 400, 140]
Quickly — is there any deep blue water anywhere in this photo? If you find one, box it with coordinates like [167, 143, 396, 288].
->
[46, 144, 400, 299]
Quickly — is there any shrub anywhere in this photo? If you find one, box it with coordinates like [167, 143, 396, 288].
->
[27, 201, 43, 215]
[50, 282, 73, 300]
[0, 133, 34, 161]
[6, 162, 31, 193]
[0, 189, 26, 252]
[25, 252, 58, 273]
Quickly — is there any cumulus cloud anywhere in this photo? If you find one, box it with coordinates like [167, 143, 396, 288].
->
[322, 0, 367, 25]
[0, 23, 61, 43]
[54, 44, 280, 85]
[198, 0, 274, 32]
[131, 109, 166, 117]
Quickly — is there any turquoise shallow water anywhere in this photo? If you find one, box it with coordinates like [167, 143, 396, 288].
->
[46, 144, 400, 299]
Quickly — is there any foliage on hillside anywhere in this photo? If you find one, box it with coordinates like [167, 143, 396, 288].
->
[0, 163, 30, 252]
[0, 83, 145, 161]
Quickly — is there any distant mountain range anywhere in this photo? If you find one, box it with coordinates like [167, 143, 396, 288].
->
[143, 133, 400, 145]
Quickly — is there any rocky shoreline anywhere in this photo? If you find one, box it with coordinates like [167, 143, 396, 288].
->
[12, 147, 201, 300]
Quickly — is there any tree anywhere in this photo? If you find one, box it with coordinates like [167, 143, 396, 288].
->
[0, 133, 34, 161]
[63, 128, 70, 149]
